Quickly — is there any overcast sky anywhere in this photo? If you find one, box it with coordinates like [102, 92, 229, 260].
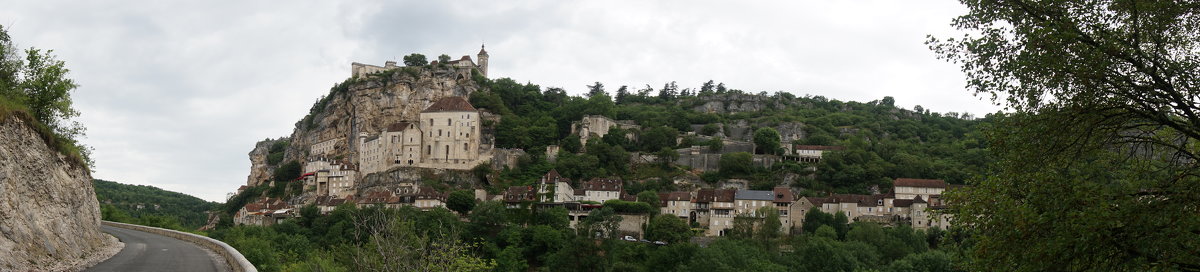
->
[1, 1, 997, 202]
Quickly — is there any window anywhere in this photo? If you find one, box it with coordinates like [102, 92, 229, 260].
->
[427, 145, 431, 155]
[447, 119, 451, 126]
[464, 143, 469, 150]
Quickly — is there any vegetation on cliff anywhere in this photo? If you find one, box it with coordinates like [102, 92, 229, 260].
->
[0, 24, 91, 168]
[472, 75, 990, 196]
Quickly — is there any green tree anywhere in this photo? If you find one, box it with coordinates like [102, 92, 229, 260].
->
[752, 127, 782, 155]
[15, 48, 79, 133]
[0, 25, 90, 166]
[579, 207, 622, 239]
[929, 0, 1200, 270]
[437, 54, 451, 64]
[885, 250, 955, 272]
[645, 214, 691, 244]
[560, 134, 582, 153]
[636, 191, 660, 209]
[554, 152, 603, 181]
[638, 126, 678, 152]
[656, 147, 679, 169]
[402, 53, 428, 66]
[447, 190, 476, 215]
[802, 208, 834, 234]
[700, 123, 720, 136]
[755, 206, 781, 241]
[468, 201, 508, 236]
[705, 136, 724, 153]
[586, 81, 606, 98]
[728, 214, 757, 240]
[534, 206, 570, 229]
[833, 211, 849, 240]
[718, 152, 753, 177]
[273, 160, 302, 182]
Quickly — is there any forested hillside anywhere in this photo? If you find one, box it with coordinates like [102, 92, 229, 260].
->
[94, 179, 220, 230]
[471, 77, 992, 195]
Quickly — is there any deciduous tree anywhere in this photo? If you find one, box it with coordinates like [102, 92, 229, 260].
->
[930, 1, 1200, 270]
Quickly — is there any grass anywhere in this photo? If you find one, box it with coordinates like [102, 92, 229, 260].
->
[0, 96, 89, 170]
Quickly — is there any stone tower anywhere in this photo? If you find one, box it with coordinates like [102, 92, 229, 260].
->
[477, 44, 489, 78]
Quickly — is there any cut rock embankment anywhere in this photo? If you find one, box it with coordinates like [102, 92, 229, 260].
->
[0, 116, 116, 271]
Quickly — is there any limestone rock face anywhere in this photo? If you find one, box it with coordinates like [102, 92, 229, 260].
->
[691, 93, 780, 114]
[244, 67, 481, 187]
[0, 116, 112, 271]
[245, 139, 277, 186]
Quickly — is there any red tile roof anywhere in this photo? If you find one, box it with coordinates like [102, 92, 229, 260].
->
[422, 97, 477, 112]
[541, 169, 568, 184]
[505, 186, 535, 203]
[830, 194, 884, 207]
[664, 191, 691, 202]
[893, 199, 914, 207]
[387, 121, 416, 132]
[772, 187, 794, 203]
[694, 189, 715, 203]
[804, 196, 832, 206]
[714, 189, 737, 203]
[582, 178, 623, 192]
[416, 187, 446, 201]
[893, 178, 947, 188]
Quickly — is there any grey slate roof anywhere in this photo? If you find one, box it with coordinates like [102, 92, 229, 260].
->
[735, 190, 775, 201]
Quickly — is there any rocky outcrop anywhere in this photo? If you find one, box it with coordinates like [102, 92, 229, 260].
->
[691, 93, 781, 114]
[0, 115, 116, 271]
[244, 67, 483, 187]
[245, 139, 278, 187]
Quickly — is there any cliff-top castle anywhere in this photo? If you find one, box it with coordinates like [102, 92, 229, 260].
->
[350, 45, 489, 79]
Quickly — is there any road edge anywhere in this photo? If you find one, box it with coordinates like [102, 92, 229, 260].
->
[100, 221, 257, 272]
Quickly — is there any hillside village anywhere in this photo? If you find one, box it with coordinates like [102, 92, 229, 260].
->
[229, 48, 962, 238]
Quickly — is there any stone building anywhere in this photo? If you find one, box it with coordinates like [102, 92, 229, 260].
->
[351, 45, 489, 78]
[579, 178, 624, 203]
[570, 115, 640, 147]
[302, 159, 358, 198]
[357, 96, 494, 174]
[537, 169, 576, 203]
[892, 178, 947, 201]
[794, 178, 954, 230]
[787, 145, 845, 163]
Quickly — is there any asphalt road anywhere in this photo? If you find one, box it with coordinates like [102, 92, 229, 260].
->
[85, 225, 226, 272]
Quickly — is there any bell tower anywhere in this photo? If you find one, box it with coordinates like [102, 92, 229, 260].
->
[476, 44, 489, 78]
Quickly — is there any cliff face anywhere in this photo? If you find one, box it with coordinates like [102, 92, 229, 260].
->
[245, 67, 482, 186]
[0, 116, 113, 271]
[245, 139, 279, 186]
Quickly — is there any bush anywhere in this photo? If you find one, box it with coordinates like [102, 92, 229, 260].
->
[603, 199, 654, 214]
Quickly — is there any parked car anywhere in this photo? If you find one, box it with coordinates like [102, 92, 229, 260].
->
[622, 235, 637, 242]
[654, 241, 668, 246]
[639, 238, 651, 243]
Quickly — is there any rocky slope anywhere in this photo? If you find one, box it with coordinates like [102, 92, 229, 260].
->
[0, 115, 116, 271]
[246, 67, 483, 186]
